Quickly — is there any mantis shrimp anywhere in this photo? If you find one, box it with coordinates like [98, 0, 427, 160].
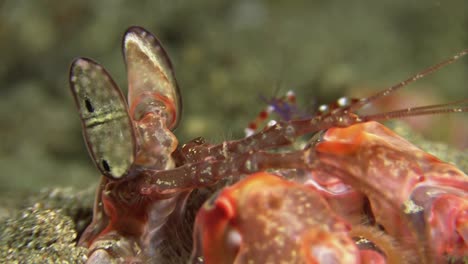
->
[69, 26, 468, 263]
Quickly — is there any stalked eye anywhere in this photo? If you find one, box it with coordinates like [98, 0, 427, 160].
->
[123, 26, 182, 130]
[69, 58, 136, 180]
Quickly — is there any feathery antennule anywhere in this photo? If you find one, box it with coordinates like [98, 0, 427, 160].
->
[358, 99, 468, 122]
[347, 49, 468, 113]
[245, 90, 302, 137]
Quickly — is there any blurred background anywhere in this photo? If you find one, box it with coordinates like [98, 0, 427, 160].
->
[0, 0, 467, 193]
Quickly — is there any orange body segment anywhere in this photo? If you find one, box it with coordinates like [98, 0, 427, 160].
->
[192, 173, 361, 264]
[314, 121, 468, 262]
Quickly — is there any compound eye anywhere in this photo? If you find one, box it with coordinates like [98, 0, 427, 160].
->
[69, 58, 136, 180]
[123, 26, 182, 130]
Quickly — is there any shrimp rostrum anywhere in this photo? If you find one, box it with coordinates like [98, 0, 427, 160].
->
[69, 26, 468, 263]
